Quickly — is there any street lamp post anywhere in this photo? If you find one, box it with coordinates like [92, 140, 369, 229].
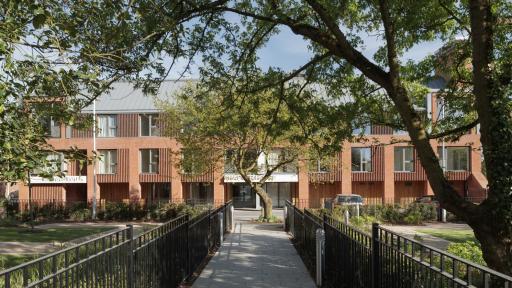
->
[92, 99, 97, 219]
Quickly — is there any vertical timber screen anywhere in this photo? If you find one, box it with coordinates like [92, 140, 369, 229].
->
[285, 201, 512, 288]
[0, 201, 233, 288]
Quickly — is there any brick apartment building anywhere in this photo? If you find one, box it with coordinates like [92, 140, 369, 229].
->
[15, 78, 488, 209]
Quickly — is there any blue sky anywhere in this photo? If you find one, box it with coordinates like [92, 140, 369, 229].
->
[169, 26, 445, 79]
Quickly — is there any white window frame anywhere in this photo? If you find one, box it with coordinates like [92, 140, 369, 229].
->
[140, 149, 159, 174]
[98, 115, 117, 137]
[41, 117, 61, 138]
[438, 146, 470, 171]
[352, 147, 372, 172]
[394, 147, 414, 172]
[99, 150, 117, 174]
[139, 114, 160, 137]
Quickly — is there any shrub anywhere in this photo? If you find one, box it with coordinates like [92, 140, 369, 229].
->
[153, 203, 204, 221]
[70, 209, 91, 222]
[256, 214, 282, 223]
[405, 203, 437, 222]
[377, 204, 403, 224]
[350, 215, 379, 232]
[0, 216, 20, 227]
[0, 199, 18, 217]
[99, 202, 146, 221]
[447, 241, 485, 266]
[403, 210, 423, 224]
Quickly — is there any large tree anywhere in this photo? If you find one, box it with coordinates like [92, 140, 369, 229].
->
[161, 82, 350, 219]
[2, 0, 511, 273]
[149, 0, 510, 273]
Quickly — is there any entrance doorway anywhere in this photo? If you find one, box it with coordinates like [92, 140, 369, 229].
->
[232, 184, 255, 208]
[231, 183, 292, 208]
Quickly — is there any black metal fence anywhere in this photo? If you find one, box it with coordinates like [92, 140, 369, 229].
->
[285, 201, 512, 288]
[0, 201, 233, 288]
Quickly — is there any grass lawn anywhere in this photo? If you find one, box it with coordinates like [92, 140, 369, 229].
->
[0, 254, 39, 270]
[0, 227, 114, 243]
[416, 228, 477, 243]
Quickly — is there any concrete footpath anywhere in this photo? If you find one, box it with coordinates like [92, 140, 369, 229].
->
[192, 210, 316, 288]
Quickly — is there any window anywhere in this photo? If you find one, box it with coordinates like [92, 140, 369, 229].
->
[41, 117, 61, 138]
[352, 148, 372, 172]
[33, 152, 67, 175]
[266, 150, 297, 173]
[309, 158, 331, 173]
[393, 129, 408, 135]
[140, 149, 159, 173]
[353, 124, 372, 135]
[140, 114, 160, 136]
[98, 115, 117, 137]
[98, 150, 117, 174]
[394, 147, 414, 172]
[438, 147, 469, 171]
[224, 150, 237, 173]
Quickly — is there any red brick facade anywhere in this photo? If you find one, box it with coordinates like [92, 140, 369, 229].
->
[18, 92, 488, 208]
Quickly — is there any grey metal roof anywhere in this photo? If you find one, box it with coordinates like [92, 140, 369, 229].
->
[82, 80, 195, 113]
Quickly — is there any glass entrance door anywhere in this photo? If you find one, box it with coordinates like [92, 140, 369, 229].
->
[232, 184, 256, 208]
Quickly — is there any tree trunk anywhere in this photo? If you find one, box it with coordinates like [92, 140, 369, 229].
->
[253, 184, 273, 220]
[470, 217, 512, 275]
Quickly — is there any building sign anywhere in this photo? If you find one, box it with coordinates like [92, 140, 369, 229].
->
[30, 176, 87, 184]
[223, 173, 298, 183]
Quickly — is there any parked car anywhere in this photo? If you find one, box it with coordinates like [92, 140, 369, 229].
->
[414, 195, 440, 207]
[333, 194, 364, 206]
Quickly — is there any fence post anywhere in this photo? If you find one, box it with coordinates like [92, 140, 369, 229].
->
[371, 223, 380, 288]
[219, 211, 224, 246]
[186, 214, 191, 276]
[283, 205, 287, 230]
[230, 205, 234, 232]
[441, 208, 447, 222]
[315, 228, 325, 287]
[344, 210, 350, 224]
[126, 224, 134, 288]
[355, 203, 360, 218]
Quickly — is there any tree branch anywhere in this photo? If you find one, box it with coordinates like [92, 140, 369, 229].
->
[429, 119, 479, 139]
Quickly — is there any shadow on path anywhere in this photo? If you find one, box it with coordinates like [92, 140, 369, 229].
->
[192, 216, 315, 288]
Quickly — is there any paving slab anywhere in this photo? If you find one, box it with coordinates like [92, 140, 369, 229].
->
[192, 215, 315, 288]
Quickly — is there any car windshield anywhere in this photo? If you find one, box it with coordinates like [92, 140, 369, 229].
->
[337, 196, 362, 203]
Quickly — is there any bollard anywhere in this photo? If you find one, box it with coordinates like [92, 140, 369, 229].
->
[219, 212, 224, 246]
[283, 206, 287, 230]
[344, 210, 350, 225]
[441, 208, 447, 223]
[316, 228, 325, 287]
[230, 206, 235, 232]
[355, 203, 360, 218]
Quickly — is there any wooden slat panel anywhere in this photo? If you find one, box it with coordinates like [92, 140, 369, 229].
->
[352, 181, 383, 204]
[99, 183, 129, 201]
[118, 114, 139, 137]
[71, 127, 93, 138]
[445, 171, 470, 181]
[371, 125, 393, 135]
[181, 169, 215, 183]
[29, 185, 64, 201]
[352, 146, 384, 181]
[395, 181, 424, 204]
[97, 149, 129, 183]
[309, 152, 342, 183]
